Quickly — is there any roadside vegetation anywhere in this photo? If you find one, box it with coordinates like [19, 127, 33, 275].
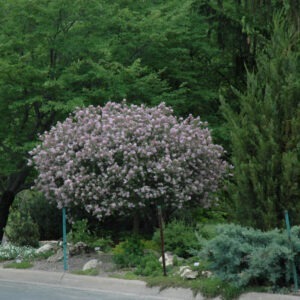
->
[2, 211, 300, 299]
[0, 1, 300, 300]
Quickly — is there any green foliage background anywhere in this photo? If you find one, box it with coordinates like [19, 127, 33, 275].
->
[0, 0, 299, 237]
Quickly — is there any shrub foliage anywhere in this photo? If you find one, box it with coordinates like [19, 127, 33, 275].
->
[5, 210, 39, 248]
[153, 220, 200, 258]
[199, 224, 300, 288]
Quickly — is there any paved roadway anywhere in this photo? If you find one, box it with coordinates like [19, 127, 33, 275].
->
[0, 269, 204, 300]
[0, 280, 171, 300]
[0, 269, 299, 300]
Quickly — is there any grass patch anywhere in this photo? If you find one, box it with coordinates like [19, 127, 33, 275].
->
[34, 250, 55, 260]
[145, 275, 243, 300]
[3, 261, 33, 269]
[110, 271, 139, 280]
[71, 268, 99, 276]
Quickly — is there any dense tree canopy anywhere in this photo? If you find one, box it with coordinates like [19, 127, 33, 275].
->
[0, 0, 299, 238]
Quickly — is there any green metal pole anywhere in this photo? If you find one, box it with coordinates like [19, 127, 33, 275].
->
[157, 205, 167, 276]
[62, 207, 68, 271]
[284, 210, 298, 292]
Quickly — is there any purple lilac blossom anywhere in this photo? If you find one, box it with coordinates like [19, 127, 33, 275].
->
[29, 102, 228, 219]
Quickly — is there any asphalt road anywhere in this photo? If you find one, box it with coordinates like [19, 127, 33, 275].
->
[0, 269, 300, 300]
[0, 280, 170, 300]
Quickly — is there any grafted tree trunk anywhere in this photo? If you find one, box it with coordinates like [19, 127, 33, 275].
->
[133, 212, 140, 234]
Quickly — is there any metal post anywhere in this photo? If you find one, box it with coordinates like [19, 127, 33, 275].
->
[284, 210, 298, 292]
[157, 205, 167, 276]
[62, 207, 68, 271]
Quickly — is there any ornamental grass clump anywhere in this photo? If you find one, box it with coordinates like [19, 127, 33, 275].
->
[29, 101, 228, 219]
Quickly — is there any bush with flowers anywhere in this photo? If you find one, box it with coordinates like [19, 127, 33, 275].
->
[29, 101, 228, 222]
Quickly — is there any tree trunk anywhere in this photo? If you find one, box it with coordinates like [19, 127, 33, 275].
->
[0, 191, 15, 241]
[133, 212, 140, 235]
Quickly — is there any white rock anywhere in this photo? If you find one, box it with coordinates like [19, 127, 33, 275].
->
[39, 240, 58, 246]
[179, 266, 190, 273]
[179, 266, 198, 279]
[47, 249, 64, 263]
[201, 270, 213, 278]
[69, 242, 89, 256]
[181, 269, 198, 279]
[82, 259, 101, 271]
[58, 241, 71, 247]
[36, 243, 54, 254]
[159, 252, 174, 266]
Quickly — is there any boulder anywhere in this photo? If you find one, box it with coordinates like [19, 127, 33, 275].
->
[47, 249, 64, 263]
[179, 266, 198, 279]
[36, 243, 55, 254]
[58, 241, 71, 247]
[82, 259, 101, 271]
[39, 240, 58, 247]
[159, 252, 174, 266]
[69, 242, 90, 256]
[201, 270, 213, 278]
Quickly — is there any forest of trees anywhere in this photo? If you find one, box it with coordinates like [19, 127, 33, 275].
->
[0, 0, 300, 239]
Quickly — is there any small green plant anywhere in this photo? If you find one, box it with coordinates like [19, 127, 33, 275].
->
[68, 219, 92, 244]
[112, 237, 144, 268]
[72, 269, 99, 276]
[0, 244, 37, 261]
[110, 272, 139, 280]
[3, 261, 33, 269]
[145, 275, 242, 300]
[5, 210, 40, 247]
[198, 277, 224, 298]
[141, 240, 160, 252]
[153, 220, 199, 258]
[89, 237, 113, 253]
[134, 253, 162, 277]
[34, 250, 55, 260]
[68, 219, 113, 252]
[172, 255, 179, 267]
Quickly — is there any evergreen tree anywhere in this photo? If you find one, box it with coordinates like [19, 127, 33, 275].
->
[222, 13, 300, 229]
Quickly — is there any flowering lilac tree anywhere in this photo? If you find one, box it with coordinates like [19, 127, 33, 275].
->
[29, 102, 228, 221]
